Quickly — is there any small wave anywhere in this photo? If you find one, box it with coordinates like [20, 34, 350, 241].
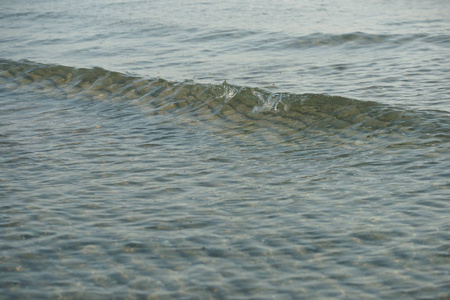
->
[283, 32, 445, 49]
[1, 59, 448, 141]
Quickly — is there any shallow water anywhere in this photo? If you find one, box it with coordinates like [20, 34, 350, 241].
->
[1, 0, 450, 299]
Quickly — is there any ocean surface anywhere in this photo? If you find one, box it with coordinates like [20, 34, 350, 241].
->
[1, 0, 449, 299]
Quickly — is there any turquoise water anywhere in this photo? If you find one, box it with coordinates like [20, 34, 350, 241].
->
[1, 0, 450, 299]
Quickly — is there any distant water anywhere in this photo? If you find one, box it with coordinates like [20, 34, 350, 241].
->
[1, 0, 449, 299]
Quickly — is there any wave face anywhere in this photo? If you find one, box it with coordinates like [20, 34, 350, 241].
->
[1, 59, 450, 300]
[2, 59, 448, 144]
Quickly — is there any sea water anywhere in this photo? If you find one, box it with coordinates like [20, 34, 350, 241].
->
[1, 0, 449, 299]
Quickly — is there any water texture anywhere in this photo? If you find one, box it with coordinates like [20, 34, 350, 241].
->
[1, 0, 450, 299]
[1, 59, 449, 299]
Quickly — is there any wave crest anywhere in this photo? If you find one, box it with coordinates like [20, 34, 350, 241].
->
[1, 59, 449, 138]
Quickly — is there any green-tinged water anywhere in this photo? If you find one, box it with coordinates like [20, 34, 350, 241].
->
[1, 0, 450, 298]
[1, 59, 449, 299]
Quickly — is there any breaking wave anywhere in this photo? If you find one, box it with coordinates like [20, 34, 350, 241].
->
[1, 59, 449, 144]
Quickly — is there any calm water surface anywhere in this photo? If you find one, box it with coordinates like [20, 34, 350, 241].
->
[1, 0, 449, 299]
